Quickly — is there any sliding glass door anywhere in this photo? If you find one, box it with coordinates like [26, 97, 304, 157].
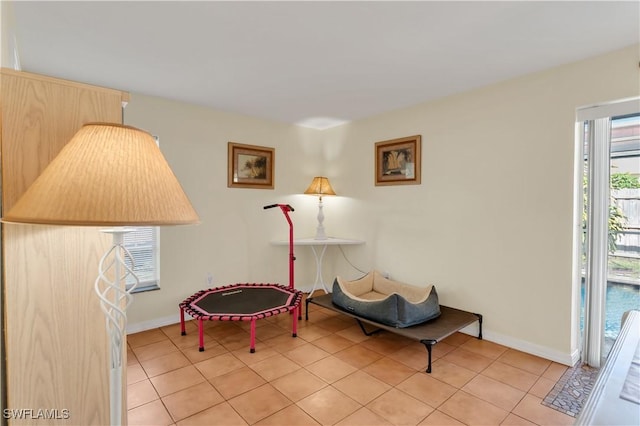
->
[577, 98, 640, 367]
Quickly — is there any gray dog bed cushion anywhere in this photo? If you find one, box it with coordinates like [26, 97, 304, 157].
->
[331, 270, 440, 328]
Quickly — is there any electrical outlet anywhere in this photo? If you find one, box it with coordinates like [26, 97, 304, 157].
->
[383, 271, 390, 279]
[206, 272, 213, 286]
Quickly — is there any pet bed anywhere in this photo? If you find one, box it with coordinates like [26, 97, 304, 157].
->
[331, 270, 440, 328]
[306, 292, 482, 373]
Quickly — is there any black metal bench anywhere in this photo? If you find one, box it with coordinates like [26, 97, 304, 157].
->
[306, 293, 482, 373]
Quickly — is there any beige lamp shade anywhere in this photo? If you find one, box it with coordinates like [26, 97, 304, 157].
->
[2, 123, 200, 226]
[303, 176, 336, 198]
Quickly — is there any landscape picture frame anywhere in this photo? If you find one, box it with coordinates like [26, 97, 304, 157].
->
[375, 135, 421, 186]
[227, 142, 275, 189]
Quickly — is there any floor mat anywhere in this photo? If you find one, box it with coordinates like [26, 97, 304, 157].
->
[542, 363, 600, 417]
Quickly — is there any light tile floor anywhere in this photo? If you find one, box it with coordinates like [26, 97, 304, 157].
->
[127, 295, 575, 425]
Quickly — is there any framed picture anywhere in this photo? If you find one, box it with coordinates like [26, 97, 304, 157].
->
[228, 142, 275, 189]
[375, 135, 421, 186]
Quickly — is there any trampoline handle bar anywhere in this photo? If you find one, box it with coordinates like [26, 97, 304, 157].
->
[263, 204, 295, 212]
[264, 202, 296, 290]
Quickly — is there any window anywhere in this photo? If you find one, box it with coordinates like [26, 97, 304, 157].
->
[124, 226, 160, 292]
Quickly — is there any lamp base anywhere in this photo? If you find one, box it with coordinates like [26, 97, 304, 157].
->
[95, 229, 139, 426]
[314, 197, 329, 240]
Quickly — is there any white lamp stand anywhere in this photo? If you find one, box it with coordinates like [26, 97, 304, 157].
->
[314, 196, 328, 240]
[94, 228, 139, 426]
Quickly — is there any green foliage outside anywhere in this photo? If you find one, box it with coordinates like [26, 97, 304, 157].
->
[610, 172, 640, 253]
[608, 202, 625, 254]
[611, 172, 640, 189]
[584, 172, 639, 254]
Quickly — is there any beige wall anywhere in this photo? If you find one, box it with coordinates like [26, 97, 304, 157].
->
[124, 96, 328, 327]
[125, 44, 640, 365]
[323, 43, 640, 363]
[1, 1, 19, 69]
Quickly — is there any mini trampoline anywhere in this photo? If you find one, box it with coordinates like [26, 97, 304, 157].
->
[179, 282, 302, 352]
[179, 204, 303, 353]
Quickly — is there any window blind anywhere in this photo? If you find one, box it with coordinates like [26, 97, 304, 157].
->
[123, 226, 159, 291]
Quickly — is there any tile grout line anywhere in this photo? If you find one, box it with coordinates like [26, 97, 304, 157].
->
[127, 308, 574, 425]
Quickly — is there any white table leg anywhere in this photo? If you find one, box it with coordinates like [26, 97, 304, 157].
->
[308, 244, 329, 294]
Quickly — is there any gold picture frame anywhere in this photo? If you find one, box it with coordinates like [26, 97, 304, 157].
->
[375, 135, 421, 186]
[227, 142, 275, 189]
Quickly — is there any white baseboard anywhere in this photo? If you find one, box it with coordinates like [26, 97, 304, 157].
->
[458, 323, 577, 367]
[127, 311, 577, 367]
[127, 314, 183, 335]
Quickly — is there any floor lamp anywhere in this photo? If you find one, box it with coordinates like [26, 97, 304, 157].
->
[2, 123, 199, 425]
[304, 176, 336, 240]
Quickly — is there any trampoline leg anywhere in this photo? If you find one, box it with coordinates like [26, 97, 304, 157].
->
[250, 319, 256, 353]
[198, 319, 204, 352]
[292, 307, 298, 338]
[180, 308, 186, 336]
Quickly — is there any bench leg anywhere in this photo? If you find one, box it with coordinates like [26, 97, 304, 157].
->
[356, 319, 382, 336]
[421, 340, 436, 373]
[475, 313, 483, 340]
[305, 297, 311, 320]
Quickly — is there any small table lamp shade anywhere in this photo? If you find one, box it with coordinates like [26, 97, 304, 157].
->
[2, 123, 199, 226]
[304, 176, 336, 199]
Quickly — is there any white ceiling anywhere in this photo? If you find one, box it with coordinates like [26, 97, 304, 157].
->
[8, 1, 640, 129]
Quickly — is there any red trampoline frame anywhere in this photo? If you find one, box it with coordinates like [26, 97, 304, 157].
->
[179, 204, 302, 353]
[179, 282, 302, 352]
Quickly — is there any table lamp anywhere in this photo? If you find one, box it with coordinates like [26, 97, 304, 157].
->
[2, 123, 199, 425]
[304, 176, 336, 240]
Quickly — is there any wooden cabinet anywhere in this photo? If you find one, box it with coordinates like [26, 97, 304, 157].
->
[1, 68, 129, 425]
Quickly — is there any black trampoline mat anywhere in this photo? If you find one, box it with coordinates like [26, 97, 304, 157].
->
[192, 286, 295, 315]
